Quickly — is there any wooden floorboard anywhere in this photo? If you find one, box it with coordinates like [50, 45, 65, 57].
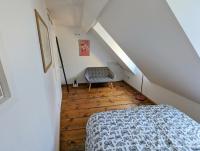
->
[61, 104, 137, 119]
[60, 81, 155, 151]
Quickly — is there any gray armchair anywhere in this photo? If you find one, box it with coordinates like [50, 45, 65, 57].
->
[85, 67, 114, 91]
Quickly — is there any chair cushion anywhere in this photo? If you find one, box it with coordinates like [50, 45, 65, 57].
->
[88, 68, 110, 78]
[85, 67, 114, 83]
[89, 77, 113, 83]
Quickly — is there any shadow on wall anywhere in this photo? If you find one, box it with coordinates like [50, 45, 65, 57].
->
[70, 70, 86, 84]
[107, 62, 124, 80]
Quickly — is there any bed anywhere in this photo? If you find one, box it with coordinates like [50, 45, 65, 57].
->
[86, 105, 200, 151]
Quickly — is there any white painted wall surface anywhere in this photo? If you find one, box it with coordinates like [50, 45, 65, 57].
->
[167, 0, 200, 57]
[96, 0, 200, 122]
[0, 0, 62, 151]
[98, 0, 200, 104]
[55, 26, 124, 84]
[124, 71, 200, 122]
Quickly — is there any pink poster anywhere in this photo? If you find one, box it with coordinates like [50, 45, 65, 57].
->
[79, 40, 90, 56]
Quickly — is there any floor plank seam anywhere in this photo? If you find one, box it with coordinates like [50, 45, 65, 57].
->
[60, 81, 154, 151]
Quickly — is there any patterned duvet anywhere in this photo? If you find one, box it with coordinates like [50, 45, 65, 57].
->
[86, 105, 200, 151]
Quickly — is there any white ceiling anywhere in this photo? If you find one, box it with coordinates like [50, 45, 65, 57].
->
[46, 0, 84, 27]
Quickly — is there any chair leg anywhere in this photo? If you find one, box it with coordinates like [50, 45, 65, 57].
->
[89, 83, 91, 91]
[110, 82, 113, 89]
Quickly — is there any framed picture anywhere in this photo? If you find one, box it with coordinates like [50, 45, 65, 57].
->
[35, 9, 52, 73]
[79, 40, 90, 56]
[0, 60, 11, 104]
[0, 84, 4, 100]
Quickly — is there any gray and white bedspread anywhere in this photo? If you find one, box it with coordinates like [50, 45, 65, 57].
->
[86, 105, 200, 151]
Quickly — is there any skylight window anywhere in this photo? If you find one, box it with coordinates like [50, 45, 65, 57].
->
[93, 22, 137, 74]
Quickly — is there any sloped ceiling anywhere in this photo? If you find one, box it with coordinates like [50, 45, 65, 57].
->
[91, 29, 133, 73]
[167, 0, 200, 57]
[46, 0, 84, 27]
[81, 0, 109, 32]
[45, 0, 109, 29]
[45, 0, 129, 72]
[98, 0, 200, 103]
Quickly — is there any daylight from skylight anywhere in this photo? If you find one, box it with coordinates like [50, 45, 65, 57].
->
[93, 22, 137, 74]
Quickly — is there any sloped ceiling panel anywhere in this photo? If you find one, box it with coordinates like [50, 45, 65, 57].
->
[81, 0, 109, 32]
[91, 29, 132, 72]
[46, 0, 84, 27]
[99, 0, 200, 103]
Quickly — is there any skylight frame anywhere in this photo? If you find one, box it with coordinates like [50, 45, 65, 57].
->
[93, 22, 137, 74]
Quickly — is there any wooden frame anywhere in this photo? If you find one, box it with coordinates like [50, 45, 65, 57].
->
[35, 9, 52, 73]
[0, 60, 11, 104]
[0, 84, 4, 100]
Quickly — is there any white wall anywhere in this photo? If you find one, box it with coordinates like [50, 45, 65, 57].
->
[167, 0, 200, 57]
[55, 26, 123, 84]
[96, 0, 200, 122]
[0, 0, 61, 151]
[124, 70, 200, 122]
[98, 0, 200, 104]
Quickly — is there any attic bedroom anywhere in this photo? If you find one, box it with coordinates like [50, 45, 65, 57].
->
[0, 0, 200, 151]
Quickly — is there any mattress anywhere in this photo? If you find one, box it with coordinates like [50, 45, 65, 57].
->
[86, 105, 200, 151]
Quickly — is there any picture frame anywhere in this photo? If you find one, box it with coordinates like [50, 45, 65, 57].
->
[35, 9, 52, 73]
[0, 60, 11, 104]
[0, 84, 4, 100]
[79, 40, 90, 56]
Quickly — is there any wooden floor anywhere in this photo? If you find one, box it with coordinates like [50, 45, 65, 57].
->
[60, 81, 155, 151]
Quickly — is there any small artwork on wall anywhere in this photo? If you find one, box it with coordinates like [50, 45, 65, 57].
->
[79, 40, 90, 56]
